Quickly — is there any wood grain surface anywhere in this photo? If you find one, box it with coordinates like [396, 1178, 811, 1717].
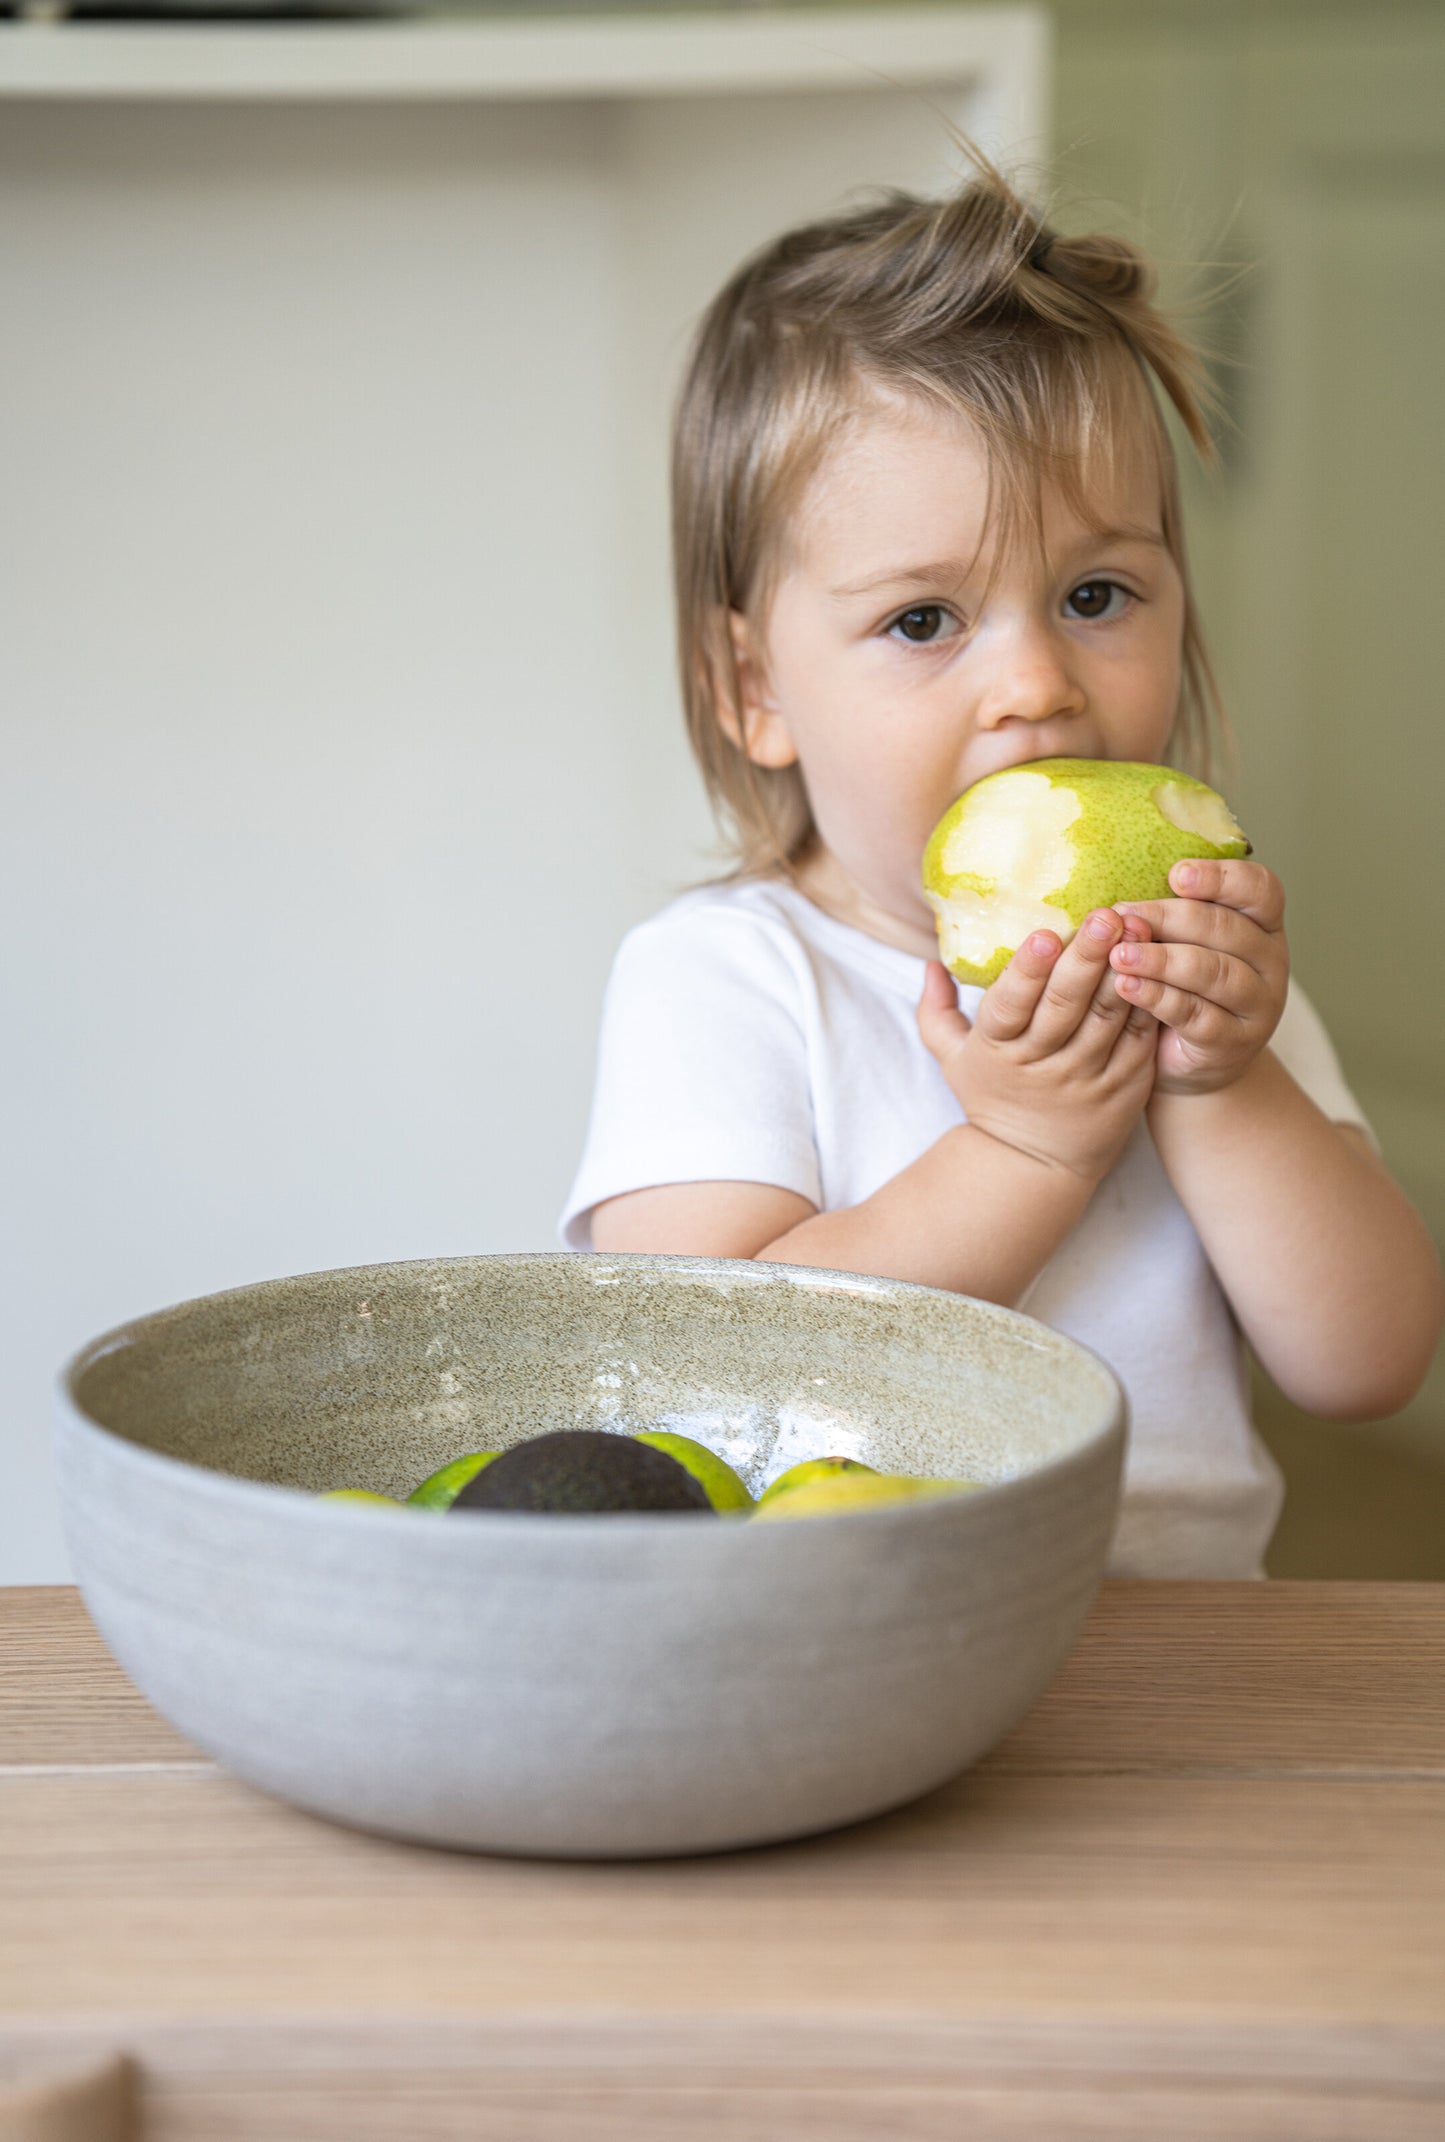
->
[3, 1582, 1442, 2141]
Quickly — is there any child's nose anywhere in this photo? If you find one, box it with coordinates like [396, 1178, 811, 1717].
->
[974, 632, 1087, 730]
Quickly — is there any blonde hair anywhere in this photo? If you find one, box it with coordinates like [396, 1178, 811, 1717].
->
[672, 148, 1226, 879]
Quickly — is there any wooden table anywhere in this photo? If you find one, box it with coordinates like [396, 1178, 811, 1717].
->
[2, 1582, 1442, 2140]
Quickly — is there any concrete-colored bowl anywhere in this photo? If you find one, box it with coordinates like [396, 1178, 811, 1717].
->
[57, 1254, 1124, 1859]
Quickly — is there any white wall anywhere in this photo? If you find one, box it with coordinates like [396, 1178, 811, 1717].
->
[1, 57, 1040, 1580]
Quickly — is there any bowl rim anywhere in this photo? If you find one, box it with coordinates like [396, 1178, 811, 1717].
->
[55, 1250, 1127, 1532]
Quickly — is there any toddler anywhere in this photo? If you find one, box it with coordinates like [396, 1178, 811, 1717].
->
[560, 154, 1442, 1577]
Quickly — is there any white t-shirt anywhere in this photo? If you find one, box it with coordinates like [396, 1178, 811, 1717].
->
[559, 876, 1373, 1579]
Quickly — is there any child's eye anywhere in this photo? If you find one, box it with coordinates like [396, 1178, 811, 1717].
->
[886, 605, 960, 644]
[1065, 580, 1131, 621]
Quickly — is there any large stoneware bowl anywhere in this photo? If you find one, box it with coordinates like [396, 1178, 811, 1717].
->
[57, 1254, 1124, 1859]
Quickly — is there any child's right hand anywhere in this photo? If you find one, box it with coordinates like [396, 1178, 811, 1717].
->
[916, 910, 1158, 1183]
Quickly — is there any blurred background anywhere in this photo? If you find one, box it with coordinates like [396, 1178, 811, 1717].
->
[2, 0, 1441, 1582]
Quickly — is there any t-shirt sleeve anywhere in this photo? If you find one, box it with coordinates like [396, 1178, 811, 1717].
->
[558, 900, 823, 1249]
[1269, 978, 1377, 1143]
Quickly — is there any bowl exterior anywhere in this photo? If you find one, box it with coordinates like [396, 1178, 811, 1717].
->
[56, 1256, 1125, 1858]
[56, 1424, 1120, 1859]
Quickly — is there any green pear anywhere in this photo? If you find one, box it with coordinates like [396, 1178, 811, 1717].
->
[317, 1489, 401, 1508]
[755, 1457, 877, 1510]
[407, 1451, 499, 1510]
[923, 758, 1250, 987]
[751, 1473, 980, 1521]
[632, 1431, 753, 1513]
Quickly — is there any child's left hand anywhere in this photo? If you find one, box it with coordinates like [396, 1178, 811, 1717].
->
[1107, 859, 1289, 1096]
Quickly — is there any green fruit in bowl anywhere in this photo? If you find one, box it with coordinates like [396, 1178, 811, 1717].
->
[632, 1431, 753, 1513]
[752, 1474, 979, 1521]
[923, 758, 1250, 987]
[317, 1489, 401, 1508]
[407, 1452, 499, 1510]
[756, 1457, 877, 1509]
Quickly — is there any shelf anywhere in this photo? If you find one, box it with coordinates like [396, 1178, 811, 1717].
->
[0, 6, 1046, 102]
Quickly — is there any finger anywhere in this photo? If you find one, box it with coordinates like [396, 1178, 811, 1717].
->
[1024, 908, 1129, 1053]
[973, 932, 1063, 1043]
[916, 959, 973, 1065]
[1110, 992, 1165, 1060]
[1118, 859, 1285, 934]
[1110, 968, 1241, 1043]
[1058, 955, 1155, 1070]
[1169, 858, 1285, 932]
[1108, 939, 1259, 1017]
[1110, 893, 1282, 981]
[1123, 997, 1161, 1043]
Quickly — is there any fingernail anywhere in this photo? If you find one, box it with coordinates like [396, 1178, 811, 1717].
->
[1113, 942, 1140, 966]
[1174, 863, 1199, 891]
[1027, 932, 1055, 955]
[1085, 912, 1116, 941]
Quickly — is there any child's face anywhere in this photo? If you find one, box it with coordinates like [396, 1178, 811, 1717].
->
[729, 391, 1187, 956]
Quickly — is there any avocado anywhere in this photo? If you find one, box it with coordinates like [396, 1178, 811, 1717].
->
[449, 1428, 715, 1515]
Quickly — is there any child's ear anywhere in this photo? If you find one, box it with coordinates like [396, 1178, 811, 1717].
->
[715, 610, 799, 769]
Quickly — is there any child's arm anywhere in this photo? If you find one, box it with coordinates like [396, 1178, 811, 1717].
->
[593, 907, 1157, 1308]
[1109, 858, 1444, 1419]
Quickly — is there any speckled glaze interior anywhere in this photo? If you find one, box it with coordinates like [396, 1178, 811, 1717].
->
[67, 1253, 1116, 1500]
[58, 1255, 1126, 1860]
